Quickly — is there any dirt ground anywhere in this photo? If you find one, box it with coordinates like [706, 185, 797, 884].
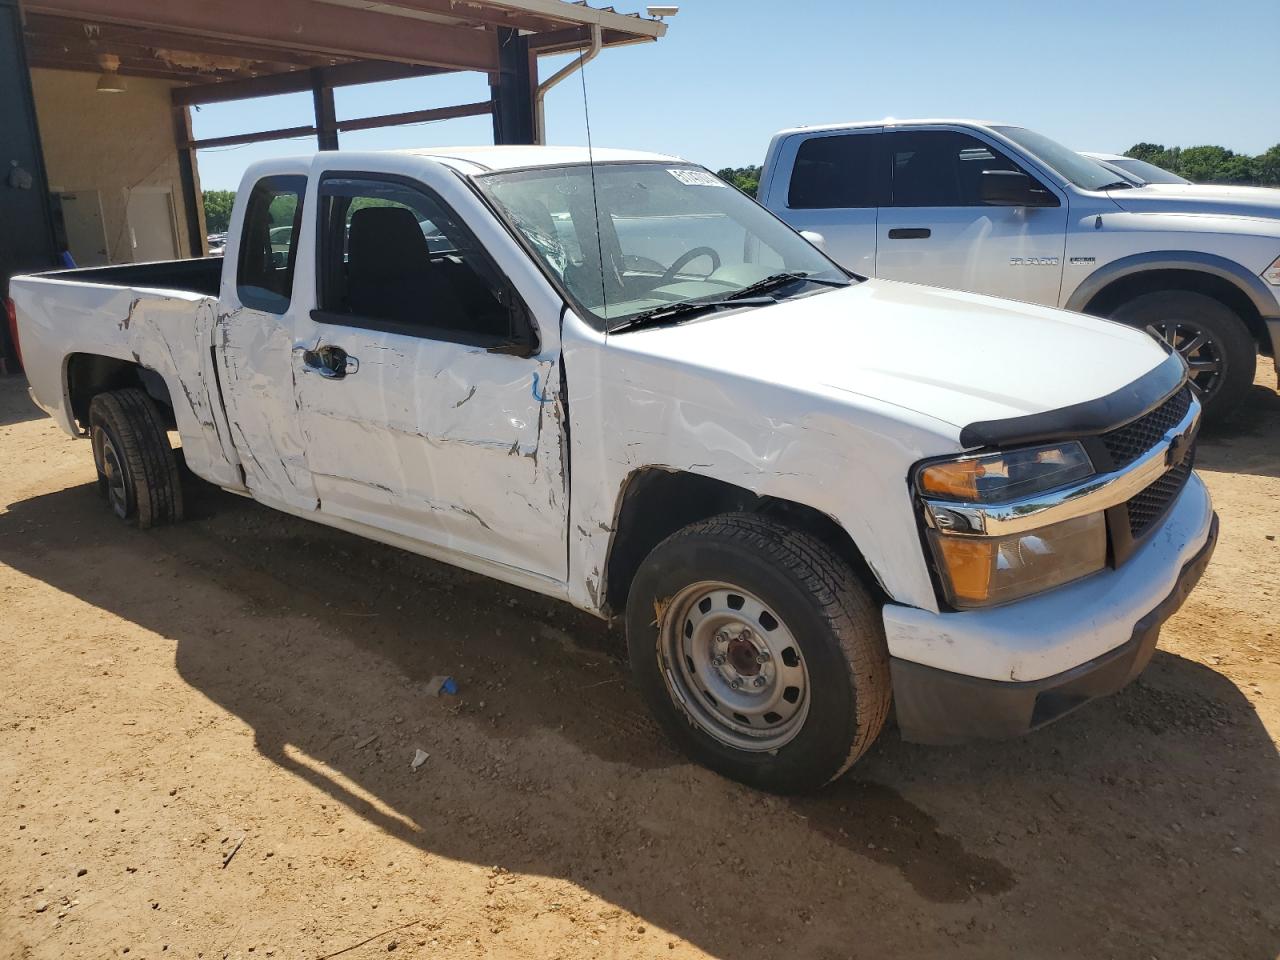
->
[1, 362, 1277, 960]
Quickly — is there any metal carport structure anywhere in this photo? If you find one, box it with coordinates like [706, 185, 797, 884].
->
[0, 0, 667, 370]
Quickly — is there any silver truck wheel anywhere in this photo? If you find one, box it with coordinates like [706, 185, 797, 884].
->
[661, 581, 810, 752]
[627, 513, 891, 793]
[1110, 291, 1255, 419]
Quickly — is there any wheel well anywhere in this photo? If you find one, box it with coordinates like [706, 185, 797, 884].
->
[602, 468, 881, 615]
[1082, 268, 1268, 355]
[65, 354, 175, 432]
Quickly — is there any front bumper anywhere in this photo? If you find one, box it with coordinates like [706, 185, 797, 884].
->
[885, 474, 1217, 745]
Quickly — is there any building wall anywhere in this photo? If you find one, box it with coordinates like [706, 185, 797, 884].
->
[29, 68, 201, 263]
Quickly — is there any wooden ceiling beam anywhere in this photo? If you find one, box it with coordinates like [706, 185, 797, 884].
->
[172, 61, 453, 106]
[22, 13, 337, 67]
[22, 0, 500, 71]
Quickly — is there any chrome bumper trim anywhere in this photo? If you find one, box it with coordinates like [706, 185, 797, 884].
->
[924, 394, 1201, 537]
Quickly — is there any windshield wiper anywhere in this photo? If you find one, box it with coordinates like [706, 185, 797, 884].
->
[609, 295, 776, 334]
[725, 271, 850, 301]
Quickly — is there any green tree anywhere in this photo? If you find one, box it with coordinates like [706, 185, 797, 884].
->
[1175, 145, 1236, 183]
[1254, 144, 1280, 186]
[715, 165, 761, 197]
[201, 190, 236, 234]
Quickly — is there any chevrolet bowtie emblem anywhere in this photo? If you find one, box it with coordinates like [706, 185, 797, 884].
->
[1166, 430, 1192, 467]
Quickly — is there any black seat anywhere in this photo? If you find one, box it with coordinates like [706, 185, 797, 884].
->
[346, 206, 465, 326]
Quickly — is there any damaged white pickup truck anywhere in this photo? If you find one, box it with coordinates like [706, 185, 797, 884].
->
[10, 147, 1217, 792]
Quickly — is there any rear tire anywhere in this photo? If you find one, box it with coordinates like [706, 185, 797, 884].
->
[1109, 291, 1255, 420]
[626, 513, 891, 793]
[89, 388, 184, 529]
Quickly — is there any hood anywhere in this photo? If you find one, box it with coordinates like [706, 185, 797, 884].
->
[611, 279, 1170, 438]
[1106, 183, 1280, 220]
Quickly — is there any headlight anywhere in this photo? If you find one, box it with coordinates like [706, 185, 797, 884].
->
[918, 442, 1093, 503]
[926, 513, 1107, 607]
[1263, 255, 1280, 286]
[917, 442, 1106, 608]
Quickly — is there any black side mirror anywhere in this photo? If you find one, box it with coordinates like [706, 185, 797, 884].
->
[980, 169, 1056, 207]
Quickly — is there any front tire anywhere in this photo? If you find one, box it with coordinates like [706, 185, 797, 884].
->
[89, 388, 184, 529]
[626, 513, 891, 793]
[1109, 291, 1255, 419]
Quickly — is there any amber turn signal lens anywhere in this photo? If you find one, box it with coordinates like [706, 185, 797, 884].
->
[919, 460, 985, 500]
[932, 535, 996, 604]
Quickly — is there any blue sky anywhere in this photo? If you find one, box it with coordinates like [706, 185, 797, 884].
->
[193, 0, 1280, 190]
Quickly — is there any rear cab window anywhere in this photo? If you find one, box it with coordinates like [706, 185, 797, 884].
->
[236, 175, 306, 313]
[787, 133, 882, 209]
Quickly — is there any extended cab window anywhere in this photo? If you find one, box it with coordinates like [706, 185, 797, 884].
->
[237, 175, 306, 313]
[888, 131, 1033, 207]
[315, 175, 528, 348]
[788, 133, 879, 209]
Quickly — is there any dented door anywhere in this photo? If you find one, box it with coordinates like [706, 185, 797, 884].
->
[290, 166, 567, 581]
[292, 328, 567, 580]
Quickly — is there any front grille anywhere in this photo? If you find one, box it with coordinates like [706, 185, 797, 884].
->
[1100, 387, 1192, 469]
[1126, 445, 1195, 538]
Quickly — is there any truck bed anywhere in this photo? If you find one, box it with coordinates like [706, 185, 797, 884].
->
[31, 256, 223, 298]
[10, 256, 243, 493]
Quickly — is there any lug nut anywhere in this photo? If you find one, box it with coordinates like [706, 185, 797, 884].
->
[752, 676, 767, 688]
[714, 630, 729, 644]
[711, 654, 726, 667]
[755, 652, 770, 664]
[729, 678, 742, 690]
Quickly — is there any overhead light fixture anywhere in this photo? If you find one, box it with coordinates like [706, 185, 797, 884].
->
[646, 5, 679, 18]
[96, 53, 126, 93]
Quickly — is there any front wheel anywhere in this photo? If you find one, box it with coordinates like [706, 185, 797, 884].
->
[1109, 291, 1256, 420]
[626, 514, 891, 793]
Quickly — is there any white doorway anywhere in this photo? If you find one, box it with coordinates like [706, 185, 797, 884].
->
[58, 190, 110, 267]
[126, 188, 179, 263]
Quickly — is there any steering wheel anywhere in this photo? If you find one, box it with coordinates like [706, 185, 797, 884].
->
[659, 246, 721, 285]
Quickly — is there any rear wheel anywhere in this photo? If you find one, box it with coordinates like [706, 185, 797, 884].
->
[89, 388, 184, 528]
[1109, 291, 1255, 419]
[626, 513, 891, 793]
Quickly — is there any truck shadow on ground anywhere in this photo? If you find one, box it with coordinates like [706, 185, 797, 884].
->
[0, 375, 46, 426]
[2, 475, 1276, 957]
[1197, 380, 1280, 479]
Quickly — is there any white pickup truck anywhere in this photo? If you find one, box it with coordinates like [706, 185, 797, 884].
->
[760, 120, 1280, 417]
[10, 146, 1217, 792]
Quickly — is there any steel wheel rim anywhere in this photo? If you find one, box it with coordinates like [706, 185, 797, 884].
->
[94, 429, 129, 519]
[658, 581, 810, 752]
[1146, 320, 1223, 398]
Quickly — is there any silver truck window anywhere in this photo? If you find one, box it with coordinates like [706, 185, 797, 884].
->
[887, 131, 1039, 207]
[788, 134, 880, 209]
[236, 175, 306, 314]
[314, 175, 532, 350]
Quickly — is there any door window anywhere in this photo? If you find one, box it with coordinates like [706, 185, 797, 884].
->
[315, 175, 533, 350]
[788, 134, 880, 209]
[236, 175, 306, 313]
[888, 131, 1031, 207]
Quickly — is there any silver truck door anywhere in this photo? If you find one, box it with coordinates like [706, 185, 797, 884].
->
[291, 164, 567, 583]
[876, 128, 1068, 305]
[767, 128, 882, 276]
[216, 172, 319, 512]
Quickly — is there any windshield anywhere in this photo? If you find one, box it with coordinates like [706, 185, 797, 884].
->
[477, 162, 849, 330]
[1109, 157, 1190, 185]
[991, 126, 1122, 191]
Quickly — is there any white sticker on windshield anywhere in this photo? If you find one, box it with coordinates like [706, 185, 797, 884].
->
[667, 168, 727, 187]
